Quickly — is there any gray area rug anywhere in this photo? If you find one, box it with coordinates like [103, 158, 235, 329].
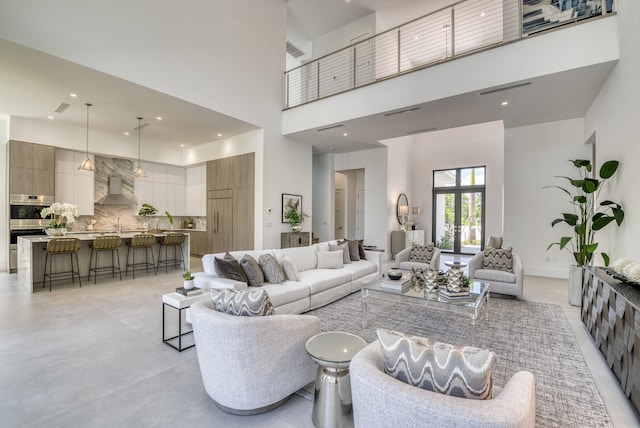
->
[299, 292, 612, 428]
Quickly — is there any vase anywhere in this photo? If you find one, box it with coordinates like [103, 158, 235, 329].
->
[291, 225, 302, 232]
[45, 228, 67, 236]
[446, 268, 463, 292]
[569, 265, 583, 307]
[183, 279, 195, 290]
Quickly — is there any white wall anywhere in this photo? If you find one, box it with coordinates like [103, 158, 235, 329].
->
[504, 119, 589, 278]
[334, 147, 388, 251]
[584, 0, 640, 263]
[0, 115, 8, 272]
[383, 136, 413, 239]
[312, 153, 335, 243]
[312, 14, 376, 59]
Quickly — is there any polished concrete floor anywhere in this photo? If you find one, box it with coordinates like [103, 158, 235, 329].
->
[0, 255, 637, 427]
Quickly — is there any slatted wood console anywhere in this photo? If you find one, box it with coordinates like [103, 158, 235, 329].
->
[582, 266, 640, 415]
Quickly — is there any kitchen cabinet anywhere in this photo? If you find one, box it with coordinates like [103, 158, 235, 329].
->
[186, 165, 206, 216]
[207, 191, 233, 253]
[188, 231, 206, 256]
[54, 149, 94, 215]
[9, 141, 55, 196]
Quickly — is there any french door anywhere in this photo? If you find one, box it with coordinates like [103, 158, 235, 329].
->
[432, 167, 485, 255]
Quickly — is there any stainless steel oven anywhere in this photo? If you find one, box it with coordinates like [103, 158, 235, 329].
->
[9, 194, 53, 272]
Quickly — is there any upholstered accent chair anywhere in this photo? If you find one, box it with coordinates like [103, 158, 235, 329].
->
[189, 299, 321, 415]
[350, 341, 536, 428]
[394, 243, 441, 272]
[468, 247, 524, 297]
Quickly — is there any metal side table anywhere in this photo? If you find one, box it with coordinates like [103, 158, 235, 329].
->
[305, 331, 367, 428]
[162, 290, 208, 351]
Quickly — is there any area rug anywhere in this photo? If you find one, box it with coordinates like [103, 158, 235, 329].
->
[299, 292, 612, 428]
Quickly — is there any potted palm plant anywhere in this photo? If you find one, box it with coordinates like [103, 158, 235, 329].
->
[284, 200, 308, 232]
[546, 159, 624, 306]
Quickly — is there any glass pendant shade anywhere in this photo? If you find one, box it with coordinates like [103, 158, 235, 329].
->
[132, 116, 147, 178]
[78, 102, 95, 172]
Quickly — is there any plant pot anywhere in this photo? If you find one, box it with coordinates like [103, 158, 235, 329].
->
[569, 265, 583, 307]
[291, 225, 302, 232]
[45, 228, 67, 236]
[183, 279, 195, 290]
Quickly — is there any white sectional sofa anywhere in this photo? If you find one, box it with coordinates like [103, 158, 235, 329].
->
[194, 240, 383, 314]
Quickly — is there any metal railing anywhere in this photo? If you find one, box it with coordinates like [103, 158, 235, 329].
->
[284, 0, 613, 109]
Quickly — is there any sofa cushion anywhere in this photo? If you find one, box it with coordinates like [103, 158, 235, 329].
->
[473, 268, 516, 284]
[239, 254, 264, 287]
[298, 268, 352, 294]
[339, 239, 361, 261]
[409, 243, 435, 264]
[377, 329, 496, 400]
[274, 245, 318, 272]
[317, 250, 344, 269]
[214, 252, 248, 283]
[259, 282, 310, 308]
[340, 259, 377, 281]
[209, 288, 275, 316]
[281, 254, 298, 281]
[315, 240, 338, 252]
[482, 247, 513, 272]
[258, 254, 286, 284]
[329, 242, 351, 264]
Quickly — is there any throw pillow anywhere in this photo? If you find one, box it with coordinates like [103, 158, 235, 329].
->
[281, 254, 298, 281]
[329, 242, 351, 264]
[210, 288, 276, 316]
[486, 236, 503, 249]
[377, 329, 496, 400]
[409, 243, 435, 264]
[482, 247, 513, 272]
[317, 250, 344, 269]
[258, 253, 286, 284]
[239, 254, 264, 287]
[357, 239, 367, 259]
[214, 252, 248, 283]
[347, 240, 361, 261]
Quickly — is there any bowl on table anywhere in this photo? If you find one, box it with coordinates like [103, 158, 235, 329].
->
[387, 268, 403, 280]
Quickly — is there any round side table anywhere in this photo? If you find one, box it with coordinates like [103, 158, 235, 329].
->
[305, 331, 367, 428]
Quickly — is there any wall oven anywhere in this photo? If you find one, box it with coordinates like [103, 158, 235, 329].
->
[9, 194, 54, 272]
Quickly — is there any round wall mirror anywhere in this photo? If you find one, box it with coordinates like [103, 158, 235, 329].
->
[396, 193, 409, 225]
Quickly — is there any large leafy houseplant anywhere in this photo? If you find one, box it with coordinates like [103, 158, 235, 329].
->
[546, 159, 624, 267]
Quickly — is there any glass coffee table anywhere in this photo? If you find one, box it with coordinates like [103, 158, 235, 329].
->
[362, 279, 490, 342]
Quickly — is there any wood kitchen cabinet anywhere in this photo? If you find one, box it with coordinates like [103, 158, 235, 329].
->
[188, 231, 207, 256]
[9, 141, 55, 196]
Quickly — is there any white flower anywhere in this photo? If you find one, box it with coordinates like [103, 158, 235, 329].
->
[40, 201, 78, 227]
[613, 258, 635, 273]
[624, 264, 640, 283]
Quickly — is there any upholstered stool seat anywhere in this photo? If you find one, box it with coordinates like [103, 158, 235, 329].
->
[126, 234, 157, 278]
[43, 237, 82, 292]
[88, 235, 123, 284]
[157, 233, 186, 273]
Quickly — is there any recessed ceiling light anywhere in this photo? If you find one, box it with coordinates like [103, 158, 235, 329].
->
[480, 12, 486, 17]
[124, 132, 130, 136]
[70, 93, 78, 98]
[180, 144, 185, 147]
[414, 36, 420, 40]
[156, 116, 162, 121]
[343, 133, 348, 136]
[47, 116, 54, 120]
[501, 101, 509, 106]
[217, 133, 222, 137]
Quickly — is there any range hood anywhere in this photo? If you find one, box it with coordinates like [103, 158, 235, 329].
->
[96, 176, 133, 205]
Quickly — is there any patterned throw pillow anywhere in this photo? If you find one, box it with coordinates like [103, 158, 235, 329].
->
[482, 247, 513, 272]
[210, 288, 276, 316]
[214, 252, 248, 283]
[239, 254, 264, 287]
[329, 242, 351, 264]
[409, 243, 435, 264]
[377, 329, 496, 400]
[281, 254, 298, 281]
[258, 253, 286, 284]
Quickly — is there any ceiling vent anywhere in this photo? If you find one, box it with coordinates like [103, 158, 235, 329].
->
[479, 82, 532, 95]
[317, 124, 344, 132]
[286, 41, 305, 58]
[407, 127, 438, 135]
[54, 102, 70, 113]
[384, 107, 420, 117]
[133, 122, 151, 131]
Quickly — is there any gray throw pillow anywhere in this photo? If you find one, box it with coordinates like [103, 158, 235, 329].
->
[486, 236, 503, 249]
[357, 239, 367, 259]
[329, 242, 351, 264]
[240, 254, 264, 287]
[377, 329, 496, 400]
[214, 252, 248, 283]
[409, 243, 435, 264]
[482, 247, 513, 272]
[258, 253, 286, 284]
[347, 240, 361, 261]
[210, 288, 275, 316]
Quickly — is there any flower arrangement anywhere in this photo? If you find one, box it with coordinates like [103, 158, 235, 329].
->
[611, 258, 640, 284]
[40, 202, 78, 228]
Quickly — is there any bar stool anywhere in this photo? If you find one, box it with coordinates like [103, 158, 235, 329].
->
[42, 238, 82, 292]
[88, 235, 123, 284]
[126, 233, 157, 278]
[157, 233, 186, 273]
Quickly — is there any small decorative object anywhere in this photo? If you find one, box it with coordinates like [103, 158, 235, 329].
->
[138, 203, 158, 231]
[425, 269, 439, 291]
[41, 202, 78, 234]
[387, 268, 403, 281]
[183, 271, 195, 290]
[165, 211, 174, 231]
[282, 193, 308, 231]
[446, 269, 464, 292]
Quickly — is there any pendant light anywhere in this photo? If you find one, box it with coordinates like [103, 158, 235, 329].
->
[132, 116, 147, 178]
[78, 103, 95, 172]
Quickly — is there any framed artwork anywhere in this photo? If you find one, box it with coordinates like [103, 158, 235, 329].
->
[282, 193, 302, 223]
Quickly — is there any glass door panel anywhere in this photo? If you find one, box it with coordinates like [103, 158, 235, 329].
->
[434, 192, 455, 252]
[460, 192, 483, 254]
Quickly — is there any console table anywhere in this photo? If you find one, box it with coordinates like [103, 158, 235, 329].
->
[281, 232, 310, 248]
[390, 230, 425, 258]
[582, 266, 640, 414]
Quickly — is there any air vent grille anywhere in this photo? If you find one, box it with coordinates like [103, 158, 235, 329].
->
[317, 124, 344, 132]
[384, 107, 420, 117]
[286, 41, 305, 58]
[54, 102, 70, 113]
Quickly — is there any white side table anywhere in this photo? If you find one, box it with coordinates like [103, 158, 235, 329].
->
[162, 290, 209, 351]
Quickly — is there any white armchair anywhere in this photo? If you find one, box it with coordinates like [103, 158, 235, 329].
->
[190, 300, 321, 415]
[468, 250, 524, 297]
[350, 341, 536, 428]
[395, 245, 441, 272]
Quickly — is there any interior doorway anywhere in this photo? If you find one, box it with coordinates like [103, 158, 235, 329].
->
[334, 169, 365, 241]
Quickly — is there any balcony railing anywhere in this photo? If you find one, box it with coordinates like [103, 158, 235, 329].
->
[284, 0, 613, 109]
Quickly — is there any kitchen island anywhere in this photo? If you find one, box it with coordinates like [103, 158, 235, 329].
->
[18, 231, 190, 293]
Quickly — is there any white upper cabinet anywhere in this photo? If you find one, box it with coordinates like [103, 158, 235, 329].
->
[54, 149, 95, 215]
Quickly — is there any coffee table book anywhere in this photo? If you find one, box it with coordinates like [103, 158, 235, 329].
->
[439, 288, 471, 299]
[175, 286, 202, 296]
[381, 277, 410, 291]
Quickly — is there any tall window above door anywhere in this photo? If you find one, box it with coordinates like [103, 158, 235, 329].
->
[432, 166, 486, 255]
